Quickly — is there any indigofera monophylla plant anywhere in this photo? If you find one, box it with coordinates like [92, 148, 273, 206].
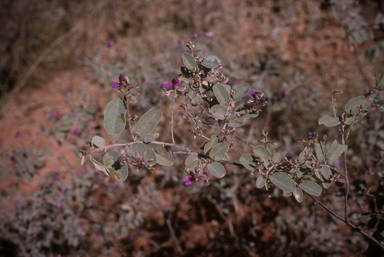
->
[80, 40, 384, 251]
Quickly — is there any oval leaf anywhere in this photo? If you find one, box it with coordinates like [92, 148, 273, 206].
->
[104, 98, 127, 136]
[210, 105, 226, 120]
[319, 166, 332, 180]
[209, 142, 229, 159]
[207, 162, 226, 178]
[92, 136, 106, 148]
[185, 154, 199, 166]
[253, 147, 271, 167]
[130, 142, 156, 165]
[204, 136, 219, 154]
[345, 96, 369, 115]
[318, 115, 341, 127]
[293, 187, 304, 203]
[214, 84, 230, 105]
[270, 172, 295, 192]
[143, 133, 159, 143]
[315, 142, 325, 162]
[134, 108, 162, 137]
[300, 180, 322, 196]
[148, 143, 174, 166]
[326, 140, 348, 161]
[186, 160, 199, 172]
[233, 84, 250, 101]
[256, 175, 266, 188]
[240, 154, 256, 171]
[89, 156, 108, 176]
[182, 53, 198, 69]
[102, 151, 128, 180]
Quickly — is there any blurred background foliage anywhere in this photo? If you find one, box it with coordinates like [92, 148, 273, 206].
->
[1, 0, 384, 256]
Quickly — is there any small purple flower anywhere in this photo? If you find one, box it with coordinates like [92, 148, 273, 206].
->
[129, 234, 138, 240]
[15, 131, 21, 139]
[106, 40, 115, 48]
[162, 77, 180, 89]
[119, 74, 125, 83]
[248, 91, 266, 104]
[58, 203, 65, 212]
[338, 160, 344, 167]
[10, 156, 17, 165]
[226, 200, 232, 206]
[111, 81, 120, 88]
[183, 176, 193, 186]
[177, 39, 183, 46]
[218, 63, 222, 68]
[71, 129, 81, 137]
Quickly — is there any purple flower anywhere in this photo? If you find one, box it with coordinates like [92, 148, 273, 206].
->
[71, 129, 81, 137]
[119, 74, 125, 83]
[58, 203, 65, 212]
[111, 81, 120, 88]
[248, 91, 266, 104]
[15, 131, 21, 139]
[177, 39, 183, 46]
[106, 40, 115, 48]
[338, 160, 344, 167]
[10, 156, 17, 165]
[129, 234, 138, 240]
[162, 77, 180, 89]
[183, 176, 193, 186]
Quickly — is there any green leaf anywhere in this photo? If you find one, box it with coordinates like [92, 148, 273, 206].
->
[283, 191, 292, 197]
[256, 175, 266, 188]
[240, 154, 256, 171]
[104, 98, 126, 136]
[204, 136, 219, 154]
[300, 180, 322, 196]
[185, 154, 199, 166]
[272, 152, 281, 164]
[201, 58, 219, 69]
[209, 142, 229, 159]
[326, 140, 348, 161]
[148, 143, 174, 166]
[92, 136, 106, 148]
[210, 105, 226, 120]
[319, 166, 332, 180]
[233, 84, 250, 101]
[202, 56, 221, 69]
[102, 151, 128, 180]
[213, 84, 230, 105]
[345, 96, 369, 115]
[130, 142, 156, 165]
[207, 162, 226, 178]
[186, 160, 199, 172]
[315, 141, 325, 162]
[293, 187, 303, 203]
[270, 172, 295, 192]
[182, 53, 198, 69]
[318, 115, 341, 127]
[143, 133, 159, 143]
[253, 147, 271, 167]
[89, 156, 108, 176]
[134, 108, 162, 137]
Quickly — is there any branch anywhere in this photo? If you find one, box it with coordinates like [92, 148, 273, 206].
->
[307, 194, 384, 251]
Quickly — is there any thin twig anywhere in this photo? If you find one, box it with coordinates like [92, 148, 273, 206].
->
[166, 218, 183, 255]
[308, 194, 384, 251]
[171, 95, 176, 144]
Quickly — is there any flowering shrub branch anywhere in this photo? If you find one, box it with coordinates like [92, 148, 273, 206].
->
[80, 41, 384, 251]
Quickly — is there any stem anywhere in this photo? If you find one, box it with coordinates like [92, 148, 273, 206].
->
[341, 128, 350, 222]
[166, 218, 183, 255]
[171, 95, 176, 144]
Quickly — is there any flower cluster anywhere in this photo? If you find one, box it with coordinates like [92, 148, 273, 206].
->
[248, 91, 266, 105]
[183, 171, 210, 186]
[111, 74, 130, 88]
[162, 77, 180, 89]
